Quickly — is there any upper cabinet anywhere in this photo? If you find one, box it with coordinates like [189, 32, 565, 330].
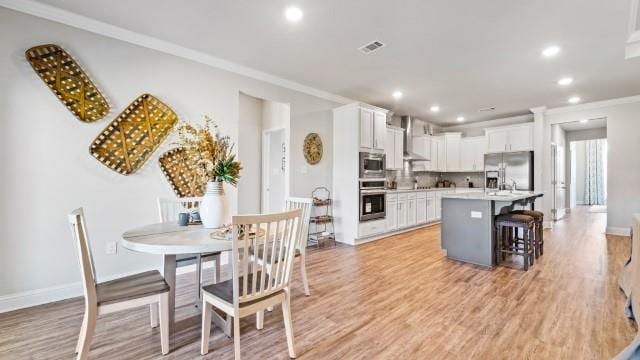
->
[385, 127, 404, 170]
[460, 136, 486, 172]
[360, 108, 386, 151]
[443, 133, 461, 171]
[412, 135, 432, 160]
[485, 123, 533, 153]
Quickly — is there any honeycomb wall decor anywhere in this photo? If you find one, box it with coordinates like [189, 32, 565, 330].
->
[90, 94, 178, 175]
[159, 147, 206, 198]
[25, 44, 109, 122]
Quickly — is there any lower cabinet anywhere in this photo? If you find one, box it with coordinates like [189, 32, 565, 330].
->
[386, 195, 398, 230]
[426, 193, 436, 222]
[397, 194, 408, 228]
[407, 193, 417, 227]
[435, 192, 443, 220]
[416, 193, 427, 224]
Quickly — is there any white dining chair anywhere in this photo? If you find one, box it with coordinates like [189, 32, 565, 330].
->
[157, 197, 221, 303]
[200, 209, 303, 359]
[284, 197, 313, 296]
[68, 208, 170, 360]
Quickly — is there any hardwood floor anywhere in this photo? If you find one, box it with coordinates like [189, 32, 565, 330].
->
[0, 206, 635, 359]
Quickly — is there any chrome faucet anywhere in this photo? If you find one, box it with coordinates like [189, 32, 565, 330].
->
[503, 179, 517, 193]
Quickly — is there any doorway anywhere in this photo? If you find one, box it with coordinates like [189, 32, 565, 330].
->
[562, 118, 608, 215]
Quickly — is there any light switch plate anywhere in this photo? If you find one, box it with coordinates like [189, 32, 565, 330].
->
[106, 241, 118, 255]
[471, 211, 483, 219]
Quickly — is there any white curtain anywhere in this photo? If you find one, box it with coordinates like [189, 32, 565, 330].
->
[584, 139, 606, 205]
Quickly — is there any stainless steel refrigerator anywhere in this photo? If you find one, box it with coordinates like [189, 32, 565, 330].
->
[484, 151, 534, 190]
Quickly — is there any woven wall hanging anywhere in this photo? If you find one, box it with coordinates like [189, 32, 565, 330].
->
[25, 44, 109, 122]
[90, 94, 178, 175]
[158, 147, 206, 198]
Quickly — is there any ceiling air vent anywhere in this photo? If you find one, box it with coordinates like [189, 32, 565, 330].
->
[358, 40, 385, 54]
[478, 106, 496, 112]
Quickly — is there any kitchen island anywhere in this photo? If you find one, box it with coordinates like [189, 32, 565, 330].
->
[440, 191, 543, 267]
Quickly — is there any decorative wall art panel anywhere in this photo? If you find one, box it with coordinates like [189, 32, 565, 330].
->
[159, 147, 205, 198]
[90, 94, 178, 175]
[25, 44, 109, 122]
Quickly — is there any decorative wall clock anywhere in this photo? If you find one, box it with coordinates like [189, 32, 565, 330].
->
[89, 94, 178, 175]
[25, 44, 109, 122]
[159, 147, 206, 198]
[303, 133, 323, 165]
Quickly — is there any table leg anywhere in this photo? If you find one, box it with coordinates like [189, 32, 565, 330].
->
[163, 255, 177, 345]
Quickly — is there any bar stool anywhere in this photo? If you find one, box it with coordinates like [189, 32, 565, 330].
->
[512, 210, 544, 258]
[495, 213, 535, 271]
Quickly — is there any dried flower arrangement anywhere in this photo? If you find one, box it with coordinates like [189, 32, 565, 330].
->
[175, 115, 242, 186]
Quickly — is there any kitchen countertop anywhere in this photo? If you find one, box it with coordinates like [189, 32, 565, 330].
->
[385, 187, 483, 193]
[442, 190, 543, 201]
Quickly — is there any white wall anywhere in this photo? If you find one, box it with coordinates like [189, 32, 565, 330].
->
[546, 98, 640, 235]
[0, 8, 339, 303]
[238, 93, 264, 214]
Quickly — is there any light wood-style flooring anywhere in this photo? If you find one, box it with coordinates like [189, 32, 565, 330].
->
[0, 206, 635, 359]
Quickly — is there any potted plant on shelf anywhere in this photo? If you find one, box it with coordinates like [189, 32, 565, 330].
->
[176, 115, 242, 228]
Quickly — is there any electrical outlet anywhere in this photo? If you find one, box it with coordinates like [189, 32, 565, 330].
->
[471, 211, 483, 219]
[106, 241, 118, 255]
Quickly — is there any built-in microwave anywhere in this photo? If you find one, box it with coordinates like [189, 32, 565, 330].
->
[359, 179, 386, 222]
[359, 152, 386, 178]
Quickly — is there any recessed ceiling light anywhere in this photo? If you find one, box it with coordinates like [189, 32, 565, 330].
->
[456, 116, 465, 122]
[580, 119, 589, 123]
[542, 45, 561, 57]
[568, 96, 581, 104]
[284, 7, 303, 22]
[392, 91, 403, 99]
[430, 105, 440, 113]
[558, 77, 574, 86]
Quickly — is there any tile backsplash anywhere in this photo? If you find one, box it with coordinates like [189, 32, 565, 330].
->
[386, 160, 484, 188]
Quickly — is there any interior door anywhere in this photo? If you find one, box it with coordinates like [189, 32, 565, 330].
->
[262, 129, 286, 213]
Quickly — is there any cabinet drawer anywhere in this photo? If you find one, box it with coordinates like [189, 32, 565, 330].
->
[416, 192, 427, 199]
[426, 192, 435, 199]
[407, 193, 417, 200]
[359, 219, 387, 238]
[387, 194, 397, 202]
[398, 193, 408, 201]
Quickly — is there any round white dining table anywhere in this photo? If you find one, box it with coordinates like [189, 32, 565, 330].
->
[121, 222, 233, 345]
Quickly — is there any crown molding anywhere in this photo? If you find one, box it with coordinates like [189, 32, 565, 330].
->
[545, 94, 640, 115]
[0, 0, 354, 105]
[529, 106, 547, 114]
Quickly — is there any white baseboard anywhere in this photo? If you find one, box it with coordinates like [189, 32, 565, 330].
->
[0, 258, 225, 314]
[606, 227, 632, 237]
[0, 282, 83, 314]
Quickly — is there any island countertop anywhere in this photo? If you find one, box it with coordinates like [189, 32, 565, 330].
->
[441, 191, 544, 202]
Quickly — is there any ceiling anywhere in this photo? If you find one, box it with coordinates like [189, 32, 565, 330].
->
[560, 118, 607, 131]
[32, 0, 640, 125]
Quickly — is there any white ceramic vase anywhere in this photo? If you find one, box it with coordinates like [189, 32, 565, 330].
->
[199, 181, 229, 229]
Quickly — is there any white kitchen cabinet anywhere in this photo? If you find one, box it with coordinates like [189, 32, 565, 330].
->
[359, 108, 387, 151]
[397, 194, 408, 228]
[460, 136, 486, 171]
[508, 125, 533, 152]
[360, 108, 373, 149]
[407, 193, 417, 227]
[412, 135, 432, 160]
[373, 112, 386, 151]
[426, 193, 436, 222]
[385, 127, 404, 170]
[416, 193, 427, 224]
[485, 123, 533, 153]
[444, 133, 461, 171]
[386, 195, 398, 230]
[435, 136, 445, 171]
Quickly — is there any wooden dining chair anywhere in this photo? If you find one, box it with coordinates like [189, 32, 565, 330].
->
[68, 208, 170, 360]
[200, 209, 303, 359]
[157, 197, 221, 303]
[284, 197, 313, 296]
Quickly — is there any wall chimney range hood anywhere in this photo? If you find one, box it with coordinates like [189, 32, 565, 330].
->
[400, 116, 428, 161]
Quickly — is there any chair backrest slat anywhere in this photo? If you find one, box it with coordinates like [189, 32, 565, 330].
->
[284, 197, 313, 251]
[157, 197, 201, 222]
[231, 209, 302, 305]
[68, 208, 97, 305]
